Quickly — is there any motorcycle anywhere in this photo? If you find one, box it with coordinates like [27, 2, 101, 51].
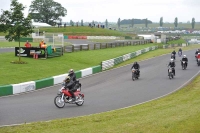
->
[54, 80, 84, 108]
[181, 60, 187, 70]
[171, 54, 175, 60]
[132, 69, 140, 81]
[178, 51, 182, 57]
[168, 67, 174, 79]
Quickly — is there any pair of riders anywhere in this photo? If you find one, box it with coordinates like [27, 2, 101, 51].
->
[168, 54, 188, 76]
[63, 69, 78, 102]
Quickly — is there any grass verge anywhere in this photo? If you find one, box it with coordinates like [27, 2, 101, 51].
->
[0, 52, 199, 133]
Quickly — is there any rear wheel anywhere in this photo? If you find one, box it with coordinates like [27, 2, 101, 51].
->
[54, 95, 65, 108]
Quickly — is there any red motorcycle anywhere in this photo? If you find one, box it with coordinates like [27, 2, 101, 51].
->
[54, 81, 84, 108]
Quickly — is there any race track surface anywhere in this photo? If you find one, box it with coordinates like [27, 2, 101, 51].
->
[0, 49, 199, 126]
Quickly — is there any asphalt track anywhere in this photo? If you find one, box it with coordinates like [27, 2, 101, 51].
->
[0, 49, 199, 126]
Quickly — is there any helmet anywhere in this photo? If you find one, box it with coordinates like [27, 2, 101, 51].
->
[170, 59, 174, 62]
[65, 76, 70, 82]
[183, 55, 186, 58]
[69, 69, 74, 74]
[134, 62, 138, 64]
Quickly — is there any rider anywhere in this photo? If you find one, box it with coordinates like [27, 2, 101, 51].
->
[131, 61, 140, 75]
[181, 55, 188, 67]
[178, 48, 182, 56]
[171, 50, 176, 60]
[64, 76, 77, 102]
[68, 69, 76, 82]
[168, 59, 176, 76]
[197, 53, 200, 62]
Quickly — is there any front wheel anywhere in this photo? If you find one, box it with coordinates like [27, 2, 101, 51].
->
[54, 95, 65, 108]
[76, 94, 84, 106]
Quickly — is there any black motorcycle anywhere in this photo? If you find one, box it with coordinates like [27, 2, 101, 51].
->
[181, 60, 187, 70]
[171, 54, 175, 60]
[168, 67, 174, 79]
[132, 69, 140, 81]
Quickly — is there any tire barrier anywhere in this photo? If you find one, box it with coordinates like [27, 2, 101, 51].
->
[162, 43, 188, 49]
[64, 40, 152, 53]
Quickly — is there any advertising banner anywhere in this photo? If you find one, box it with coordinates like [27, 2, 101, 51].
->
[15, 47, 46, 58]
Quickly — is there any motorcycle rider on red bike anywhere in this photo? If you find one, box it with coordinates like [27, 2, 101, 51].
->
[197, 53, 200, 62]
[64, 76, 77, 102]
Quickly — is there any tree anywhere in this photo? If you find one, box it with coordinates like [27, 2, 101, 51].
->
[192, 18, 195, 29]
[105, 19, 108, 28]
[131, 18, 134, 28]
[81, 19, 83, 26]
[0, 0, 33, 62]
[145, 18, 148, 27]
[160, 17, 163, 27]
[117, 18, 121, 29]
[174, 17, 178, 28]
[29, 0, 67, 25]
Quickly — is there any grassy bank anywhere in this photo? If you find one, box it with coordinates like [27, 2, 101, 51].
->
[0, 47, 199, 133]
[0, 27, 127, 36]
[0, 43, 156, 85]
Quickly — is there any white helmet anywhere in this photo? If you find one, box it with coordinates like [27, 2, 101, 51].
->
[183, 55, 186, 57]
[170, 59, 174, 62]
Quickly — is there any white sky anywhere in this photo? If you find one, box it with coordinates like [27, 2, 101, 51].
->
[0, 0, 200, 23]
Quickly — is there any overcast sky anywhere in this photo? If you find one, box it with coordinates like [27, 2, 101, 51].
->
[0, 0, 200, 23]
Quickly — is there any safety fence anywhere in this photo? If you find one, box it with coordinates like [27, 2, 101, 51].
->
[162, 43, 188, 49]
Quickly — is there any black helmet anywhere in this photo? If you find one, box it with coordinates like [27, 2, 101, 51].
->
[65, 76, 70, 82]
[134, 62, 138, 64]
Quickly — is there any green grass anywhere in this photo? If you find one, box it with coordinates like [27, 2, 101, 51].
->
[166, 38, 186, 44]
[0, 43, 157, 85]
[0, 45, 200, 133]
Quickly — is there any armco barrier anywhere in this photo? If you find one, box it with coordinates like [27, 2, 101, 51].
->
[35, 78, 54, 90]
[81, 68, 92, 77]
[92, 65, 102, 74]
[0, 85, 13, 96]
[101, 46, 158, 70]
[12, 81, 35, 95]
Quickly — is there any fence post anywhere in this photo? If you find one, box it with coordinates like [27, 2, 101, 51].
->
[81, 45, 83, 51]
[72, 45, 74, 52]
[94, 44, 96, 50]
[88, 44, 89, 50]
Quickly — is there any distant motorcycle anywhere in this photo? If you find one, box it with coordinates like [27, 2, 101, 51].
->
[132, 69, 140, 81]
[171, 54, 175, 60]
[54, 81, 84, 108]
[168, 66, 174, 79]
[178, 51, 182, 57]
